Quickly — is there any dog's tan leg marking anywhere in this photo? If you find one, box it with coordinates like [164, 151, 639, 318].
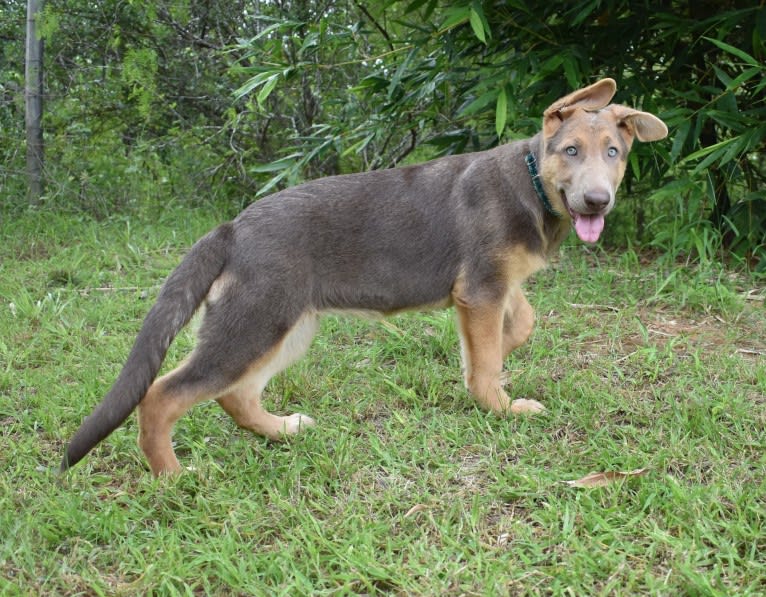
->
[138, 373, 200, 475]
[215, 312, 319, 440]
[455, 301, 514, 414]
[217, 391, 313, 441]
[502, 286, 535, 356]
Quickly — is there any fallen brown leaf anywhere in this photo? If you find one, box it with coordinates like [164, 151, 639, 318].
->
[563, 468, 648, 488]
[403, 503, 429, 518]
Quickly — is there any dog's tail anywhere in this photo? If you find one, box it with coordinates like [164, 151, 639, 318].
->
[59, 223, 234, 472]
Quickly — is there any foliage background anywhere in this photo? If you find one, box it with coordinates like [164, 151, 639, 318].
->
[1, 0, 764, 269]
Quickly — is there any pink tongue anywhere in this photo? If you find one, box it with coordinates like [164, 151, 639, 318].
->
[573, 213, 605, 243]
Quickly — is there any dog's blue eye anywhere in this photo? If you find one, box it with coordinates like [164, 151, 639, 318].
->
[607, 147, 618, 157]
[565, 146, 577, 156]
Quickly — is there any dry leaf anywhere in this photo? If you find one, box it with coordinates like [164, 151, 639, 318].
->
[403, 503, 429, 518]
[563, 468, 648, 488]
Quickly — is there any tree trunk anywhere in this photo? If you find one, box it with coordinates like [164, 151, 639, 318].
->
[25, 0, 44, 204]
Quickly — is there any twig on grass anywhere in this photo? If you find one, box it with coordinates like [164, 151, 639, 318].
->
[566, 302, 620, 312]
[75, 285, 161, 295]
[736, 347, 766, 356]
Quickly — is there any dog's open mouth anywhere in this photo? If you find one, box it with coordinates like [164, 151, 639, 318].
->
[571, 211, 605, 243]
[561, 192, 606, 244]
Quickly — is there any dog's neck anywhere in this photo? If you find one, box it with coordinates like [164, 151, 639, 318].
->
[524, 151, 562, 219]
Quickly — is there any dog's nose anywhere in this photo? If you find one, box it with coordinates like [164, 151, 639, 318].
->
[584, 189, 610, 211]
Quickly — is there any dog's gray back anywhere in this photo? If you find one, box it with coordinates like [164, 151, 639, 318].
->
[229, 136, 553, 315]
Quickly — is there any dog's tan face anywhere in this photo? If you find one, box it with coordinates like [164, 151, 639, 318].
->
[541, 106, 630, 243]
[538, 79, 668, 243]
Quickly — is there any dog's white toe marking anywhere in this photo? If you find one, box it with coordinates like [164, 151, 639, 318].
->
[510, 398, 545, 414]
[282, 413, 315, 435]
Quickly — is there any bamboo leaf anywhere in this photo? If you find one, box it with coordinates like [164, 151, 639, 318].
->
[242, 20, 297, 45]
[670, 119, 691, 164]
[234, 70, 280, 101]
[249, 153, 302, 173]
[388, 48, 417, 100]
[469, 8, 486, 43]
[562, 58, 580, 90]
[495, 88, 508, 138]
[256, 73, 281, 107]
[404, 0, 431, 13]
[469, 3, 490, 44]
[724, 66, 763, 92]
[629, 151, 640, 181]
[438, 6, 470, 34]
[681, 136, 739, 165]
[705, 37, 760, 67]
[341, 133, 376, 157]
[572, 0, 600, 26]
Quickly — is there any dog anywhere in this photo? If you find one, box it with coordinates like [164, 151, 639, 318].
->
[60, 78, 667, 475]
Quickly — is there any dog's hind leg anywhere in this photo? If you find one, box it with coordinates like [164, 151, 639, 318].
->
[137, 275, 317, 475]
[217, 390, 314, 441]
[138, 366, 223, 475]
[138, 311, 318, 475]
[216, 312, 318, 441]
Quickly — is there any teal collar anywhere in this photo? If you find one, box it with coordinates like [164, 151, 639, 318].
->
[524, 152, 562, 218]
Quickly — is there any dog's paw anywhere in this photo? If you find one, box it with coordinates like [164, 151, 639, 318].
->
[510, 398, 545, 414]
[282, 413, 315, 435]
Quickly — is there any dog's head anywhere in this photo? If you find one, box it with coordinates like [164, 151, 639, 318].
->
[539, 78, 668, 243]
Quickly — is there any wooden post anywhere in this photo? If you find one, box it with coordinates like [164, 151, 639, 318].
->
[25, 0, 44, 203]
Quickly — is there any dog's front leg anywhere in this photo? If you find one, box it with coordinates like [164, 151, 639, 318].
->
[455, 301, 508, 412]
[456, 299, 544, 415]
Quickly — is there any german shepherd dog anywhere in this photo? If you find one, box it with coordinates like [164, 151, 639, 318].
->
[60, 78, 667, 475]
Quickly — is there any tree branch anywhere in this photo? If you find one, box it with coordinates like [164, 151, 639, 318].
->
[353, 1, 394, 52]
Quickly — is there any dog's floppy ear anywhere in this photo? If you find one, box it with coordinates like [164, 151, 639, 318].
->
[544, 78, 617, 117]
[608, 104, 669, 143]
[543, 78, 617, 137]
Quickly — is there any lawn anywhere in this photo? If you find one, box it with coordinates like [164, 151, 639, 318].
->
[1, 208, 764, 596]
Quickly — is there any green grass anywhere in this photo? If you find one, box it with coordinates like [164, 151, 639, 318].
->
[1, 208, 764, 596]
